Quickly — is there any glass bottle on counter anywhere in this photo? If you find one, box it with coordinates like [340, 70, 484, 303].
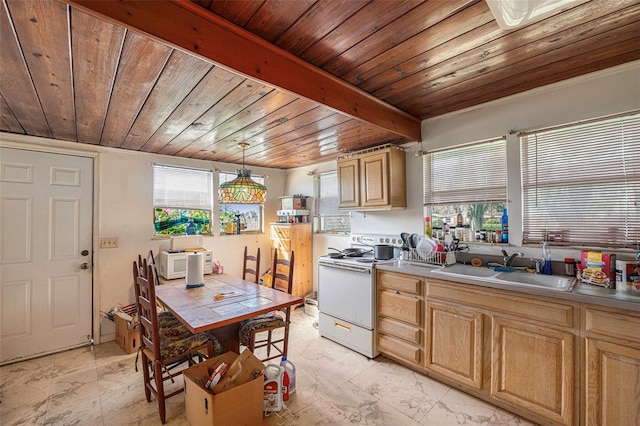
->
[542, 242, 553, 275]
[501, 208, 509, 243]
[466, 223, 475, 242]
[425, 216, 432, 237]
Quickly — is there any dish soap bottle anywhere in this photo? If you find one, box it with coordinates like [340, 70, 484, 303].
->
[542, 242, 553, 275]
[424, 217, 432, 237]
[501, 208, 508, 243]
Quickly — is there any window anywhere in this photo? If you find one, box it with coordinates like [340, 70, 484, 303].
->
[520, 111, 640, 248]
[153, 164, 213, 235]
[316, 171, 350, 233]
[219, 171, 264, 235]
[423, 138, 507, 237]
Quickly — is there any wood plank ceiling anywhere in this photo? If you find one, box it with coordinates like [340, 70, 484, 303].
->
[1, 0, 638, 169]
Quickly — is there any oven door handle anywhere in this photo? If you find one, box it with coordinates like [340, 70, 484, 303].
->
[318, 262, 372, 274]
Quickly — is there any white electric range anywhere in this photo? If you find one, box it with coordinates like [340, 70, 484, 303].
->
[317, 234, 403, 358]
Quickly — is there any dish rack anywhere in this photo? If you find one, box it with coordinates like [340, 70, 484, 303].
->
[404, 248, 456, 267]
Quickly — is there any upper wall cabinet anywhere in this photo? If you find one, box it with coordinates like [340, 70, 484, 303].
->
[337, 145, 406, 211]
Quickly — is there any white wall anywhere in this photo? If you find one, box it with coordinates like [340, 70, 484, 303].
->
[3, 61, 637, 344]
[419, 60, 640, 262]
[286, 60, 640, 287]
[0, 134, 287, 343]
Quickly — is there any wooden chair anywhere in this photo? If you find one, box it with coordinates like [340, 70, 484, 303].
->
[133, 260, 220, 424]
[239, 248, 294, 362]
[242, 246, 261, 284]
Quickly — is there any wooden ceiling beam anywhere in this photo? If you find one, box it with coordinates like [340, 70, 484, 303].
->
[62, 0, 422, 141]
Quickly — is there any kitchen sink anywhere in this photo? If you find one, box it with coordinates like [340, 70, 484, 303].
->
[432, 263, 498, 278]
[493, 271, 576, 291]
[432, 263, 576, 292]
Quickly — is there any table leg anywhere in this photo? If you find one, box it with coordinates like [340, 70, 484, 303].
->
[211, 323, 241, 354]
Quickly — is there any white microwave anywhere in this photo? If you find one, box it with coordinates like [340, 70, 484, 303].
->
[158, 250, 213, 280]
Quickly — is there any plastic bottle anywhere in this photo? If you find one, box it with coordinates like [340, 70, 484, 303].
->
[281, 369, 290, 402]
[501, 208, 508, 243]
[263, 364, 284, 412]
[280, 356, 296, 395]
[542, 242, 553, 275]
[185, 218, 196, 235]
[424, 217, 432, 237]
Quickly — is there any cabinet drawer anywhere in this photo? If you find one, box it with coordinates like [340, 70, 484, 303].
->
[583, 306, 640, 345]
[378, 317, 421, 345]
[378, 290, 422, 326]
[428, 279, 574, 328]
[270, 225, 290, 240]
[377, 271, 422, 295]
[378, 333, 422, 366]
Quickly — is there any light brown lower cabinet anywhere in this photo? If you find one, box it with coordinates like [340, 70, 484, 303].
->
[378, 273, 580, 425]
[582, 305, 640, 426]
[490, 316, 575, 425]
[377, 272, 640, 426]
[376, 270, 424, 368]
[426, 301, 483, 389]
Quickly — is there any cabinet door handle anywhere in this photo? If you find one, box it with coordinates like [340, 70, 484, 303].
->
[334, 321, 351, 332]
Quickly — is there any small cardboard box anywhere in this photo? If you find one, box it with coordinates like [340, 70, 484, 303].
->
[184, 350, 264, 426]
[114, 312, 140, 354]
[580, 250, 616, 288]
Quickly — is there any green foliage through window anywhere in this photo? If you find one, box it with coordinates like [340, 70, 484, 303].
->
[154, 208, 210, 235]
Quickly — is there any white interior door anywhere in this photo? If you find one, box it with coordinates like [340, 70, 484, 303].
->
[0, 147, 93, 363]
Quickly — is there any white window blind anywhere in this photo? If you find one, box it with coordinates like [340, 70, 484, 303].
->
[316, 171, 350, 233]
[520, 111, 640, 248]
[423, 138, 507, 206]
[317, 172, 340, 214]
[153, 164, 213, 209]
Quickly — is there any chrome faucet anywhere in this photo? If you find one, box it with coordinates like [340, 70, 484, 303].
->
[501, 249, 524, 267]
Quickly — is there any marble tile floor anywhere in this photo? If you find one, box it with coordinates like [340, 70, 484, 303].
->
[1, 309, 537, 425]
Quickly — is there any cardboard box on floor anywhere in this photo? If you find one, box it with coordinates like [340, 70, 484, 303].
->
[113, 312, 140, 354]
[184, 349, 265, 425]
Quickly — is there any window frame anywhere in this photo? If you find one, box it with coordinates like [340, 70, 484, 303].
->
[423, 138, 507, 237]
[519, 111, 640, 249]
[315, 171, 351, 234]
[152, 164, 213, 237]
[218, 171, 265, 236]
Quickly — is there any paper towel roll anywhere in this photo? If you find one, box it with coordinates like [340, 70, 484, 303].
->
[186, 252, 204, 285]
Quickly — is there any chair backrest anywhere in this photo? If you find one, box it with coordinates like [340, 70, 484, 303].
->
[137, 254, 148, 278]
[133, 260, 161, 358]
[271, 248, 294, 295]
[242, 246, 261, 284]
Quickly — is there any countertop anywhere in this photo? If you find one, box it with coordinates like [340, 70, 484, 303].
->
[375, 260, 640, 312]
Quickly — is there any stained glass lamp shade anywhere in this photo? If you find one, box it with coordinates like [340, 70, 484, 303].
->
[219, 168, 267, 203]
[218, 143, 267, 204]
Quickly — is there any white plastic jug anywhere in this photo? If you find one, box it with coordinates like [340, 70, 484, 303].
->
[263, 364, 284, 412]
[280, 356, 296, 395]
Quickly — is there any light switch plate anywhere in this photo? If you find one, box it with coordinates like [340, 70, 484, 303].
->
[100, 237, 119, 248]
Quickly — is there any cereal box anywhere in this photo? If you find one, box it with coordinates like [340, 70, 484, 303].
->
[580, 251, 616, 288]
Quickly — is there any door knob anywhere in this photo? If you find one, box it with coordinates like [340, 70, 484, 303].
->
[81, 250, 89, 256]
[81, 262, 89, 270]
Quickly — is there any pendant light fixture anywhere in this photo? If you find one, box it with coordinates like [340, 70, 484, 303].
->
[219, 142, 267, 204]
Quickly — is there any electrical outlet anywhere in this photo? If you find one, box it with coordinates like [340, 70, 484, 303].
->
[100, 237, 119, 248]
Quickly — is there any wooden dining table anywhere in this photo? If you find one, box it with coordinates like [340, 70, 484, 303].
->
[155, 274, 303, 353]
